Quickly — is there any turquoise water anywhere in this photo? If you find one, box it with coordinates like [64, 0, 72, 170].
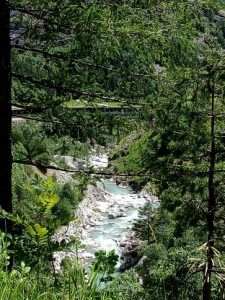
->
[97, 180, 133, 195]
[86, 180, 145, 258]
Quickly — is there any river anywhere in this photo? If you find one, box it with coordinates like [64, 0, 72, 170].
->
[81, 179, 153, 269]
[53, 153, 157, 270]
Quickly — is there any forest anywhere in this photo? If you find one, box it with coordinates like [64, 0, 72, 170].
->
[1, 0, 225, 299]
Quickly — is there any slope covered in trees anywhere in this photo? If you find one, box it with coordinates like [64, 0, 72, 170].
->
[111, 1, 225, 299]
[1, 0, 225, 299]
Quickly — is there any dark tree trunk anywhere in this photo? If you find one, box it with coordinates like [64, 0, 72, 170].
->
[0, 0, 12, 234]
[203, 79, 216, 300]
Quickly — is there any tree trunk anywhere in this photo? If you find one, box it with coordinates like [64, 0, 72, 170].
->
[0, 0, 12, 234]
[203, 79, 216, 300]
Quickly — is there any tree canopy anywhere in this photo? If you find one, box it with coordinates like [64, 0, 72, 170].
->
[1, 0, 225, 299]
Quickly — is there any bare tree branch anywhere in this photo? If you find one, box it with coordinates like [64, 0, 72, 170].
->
[13, 159, 148, 178]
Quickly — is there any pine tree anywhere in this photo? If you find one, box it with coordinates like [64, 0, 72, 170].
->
[137, 16, 225, 300]
[133, 200, 154, 244]
[112, 1, 225, 298]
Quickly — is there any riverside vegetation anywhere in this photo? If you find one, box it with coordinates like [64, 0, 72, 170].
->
[1, 0, 225, 299]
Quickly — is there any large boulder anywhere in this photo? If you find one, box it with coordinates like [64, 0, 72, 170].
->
[119, 230, 142, 271]
[108, 211, 126, 219]
[119, 243, 141, 271]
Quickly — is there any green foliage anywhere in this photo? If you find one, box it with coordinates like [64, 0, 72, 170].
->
[12, 122, 50, 164]
[8, 0, 225, 298]
[103, 269, 145, 300]
[12, 164, 30, 208]
[0, 233, 11, 271]
[0, 233, 122, 300]
[12, 162, 87, 228]
[91, 250, 118, 283]
[3, 178, 79, 271]
[111, 129, 153, 189]
[53, 181, 87, 224]
[137, 243, 203, 299]
[12, 121, 92, 162]
[133, 201, 155, 244]
[107, 1, 225, 297]
[0, 257, 143, 300]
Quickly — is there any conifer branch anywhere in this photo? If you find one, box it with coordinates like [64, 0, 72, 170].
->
[12, 73, 129, 103]
[11, 6, 68, 29]
[12, 44, 154, 78]
[13, 159, 148, 178]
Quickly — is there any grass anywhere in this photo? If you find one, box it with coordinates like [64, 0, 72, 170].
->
[0, 265, 110, 300]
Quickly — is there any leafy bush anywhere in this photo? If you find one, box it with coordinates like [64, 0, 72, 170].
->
[103, 269, 145, 300]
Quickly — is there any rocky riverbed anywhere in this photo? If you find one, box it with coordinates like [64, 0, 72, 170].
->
[53, 181, 158, 271]
[52, 153, 159, 272]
